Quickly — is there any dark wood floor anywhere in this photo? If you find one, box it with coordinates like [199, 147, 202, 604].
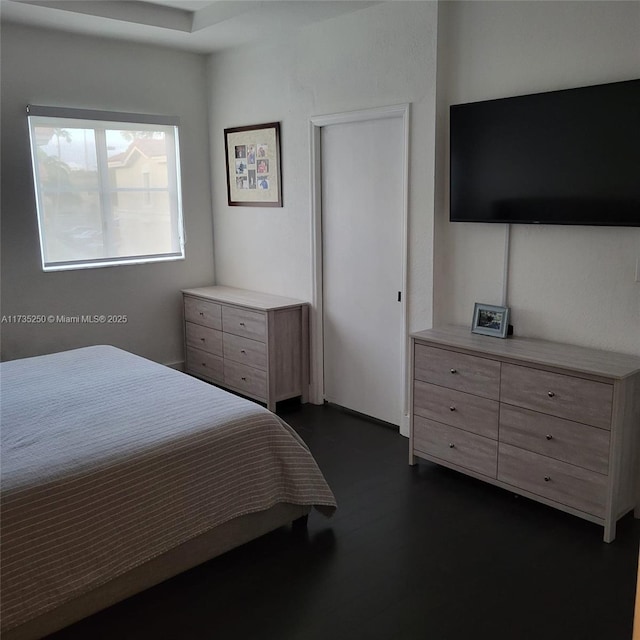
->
[49, 402, 639, 640]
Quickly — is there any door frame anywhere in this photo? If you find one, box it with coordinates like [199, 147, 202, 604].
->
[308, 104, 411, 434]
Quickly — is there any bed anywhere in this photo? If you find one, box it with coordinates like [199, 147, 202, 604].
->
[0, 345, 336, 640]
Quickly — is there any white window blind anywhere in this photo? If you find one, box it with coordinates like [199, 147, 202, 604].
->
[27, 105, 185, 271]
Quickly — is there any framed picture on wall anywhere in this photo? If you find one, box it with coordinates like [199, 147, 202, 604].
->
[224, 122, 282, 207]
[471, 302, 511, 338]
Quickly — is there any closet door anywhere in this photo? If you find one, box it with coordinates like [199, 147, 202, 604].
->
[321, 116, 404, 425]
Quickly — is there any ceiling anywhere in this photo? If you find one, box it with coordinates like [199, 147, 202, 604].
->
[0, 0, 379, 53]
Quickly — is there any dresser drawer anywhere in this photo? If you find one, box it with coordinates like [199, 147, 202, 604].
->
[498, 443, 607, 518]
[223, 333, 267, 370]
[413, 416, 497, 478]
[413, 380, 499, 439]
[184, 296, 222, 330]
[501, 364, 613, 429]
[224, 360, 267, 400]
[500, 405, 610, 475]
[185, 322, 222, 357]
[186, 347, 223, 383]
[414, 344, 500, 400]
[222, 306, 267, 342]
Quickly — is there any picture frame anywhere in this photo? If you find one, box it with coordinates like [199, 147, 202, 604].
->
[471, 303, 511, 338]
[224, 122, 282, 207]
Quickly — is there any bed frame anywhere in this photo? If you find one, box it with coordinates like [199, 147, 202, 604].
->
[5, 503, 309, 640]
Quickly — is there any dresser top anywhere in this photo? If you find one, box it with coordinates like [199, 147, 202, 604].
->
[182, 286, 307, 311]
[411, 325, 640, 380]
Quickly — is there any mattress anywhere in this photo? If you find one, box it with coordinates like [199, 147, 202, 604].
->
[0, 346, 336, 634]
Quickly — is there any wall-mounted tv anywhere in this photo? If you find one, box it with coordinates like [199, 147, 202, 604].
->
[450, 79, 640, 226]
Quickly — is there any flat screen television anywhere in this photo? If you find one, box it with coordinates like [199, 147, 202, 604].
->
[449, 79, 640, 226]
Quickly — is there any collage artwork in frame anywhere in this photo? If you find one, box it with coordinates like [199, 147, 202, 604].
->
[224, 122, 282, 207]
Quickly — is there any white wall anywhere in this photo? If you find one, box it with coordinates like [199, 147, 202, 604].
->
[3, 1, 637, 368]
[1, 23, 214, 364]
[434, 1, 640, 355]
[207, 1, 438, 334]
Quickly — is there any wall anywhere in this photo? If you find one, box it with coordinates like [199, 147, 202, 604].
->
[434, 1, 640, 356]
[1, 23, 214, 364]
[4, 1, 635, 368]
[207, 1, 438, 335]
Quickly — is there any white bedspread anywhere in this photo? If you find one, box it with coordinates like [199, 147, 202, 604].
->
[1, 346, 335, 633]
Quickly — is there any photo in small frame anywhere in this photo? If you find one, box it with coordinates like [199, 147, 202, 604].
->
[471, 303, 511, 338]
[224, 122, 282, 207]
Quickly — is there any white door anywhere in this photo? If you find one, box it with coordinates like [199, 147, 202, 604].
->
[321, 116, 404, 426]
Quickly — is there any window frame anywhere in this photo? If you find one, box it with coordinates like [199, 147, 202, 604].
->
[27, 105, 185, 272]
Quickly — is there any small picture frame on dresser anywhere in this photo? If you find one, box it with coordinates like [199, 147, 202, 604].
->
[471, 303, 511, 338]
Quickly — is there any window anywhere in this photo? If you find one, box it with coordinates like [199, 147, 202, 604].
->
[27, 105, 185, 271]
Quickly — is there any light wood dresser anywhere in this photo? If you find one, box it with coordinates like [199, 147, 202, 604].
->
[182, 286, 309, 412]
[409, 326, 640, 542]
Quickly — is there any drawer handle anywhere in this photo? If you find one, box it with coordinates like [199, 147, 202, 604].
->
[240, 349, 246, 354]
[241, 376, 247, 381]
[545, 434, 553, 441]
[201, 362, 206, 367]
[449, 443, 455, 448]
[544, 476, 551, 482]
[548, 391, 555, 398]
[199, 311, 204, 316]
[200, 337, 205, 341]
[240, 322, 246, 327]
[449, 406, 456, 412]
[450, 368, 457, 374]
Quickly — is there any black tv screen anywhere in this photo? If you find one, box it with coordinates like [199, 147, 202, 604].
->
[450, 79, 640, 226]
